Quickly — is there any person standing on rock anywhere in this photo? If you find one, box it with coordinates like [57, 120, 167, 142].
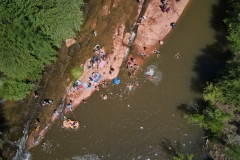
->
[67, 101, 73, 111]
[170, 22, 176, 29]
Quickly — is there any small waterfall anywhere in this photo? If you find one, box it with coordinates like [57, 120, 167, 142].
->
[13, 122, 32, 160]
[124, 31, 136, 61]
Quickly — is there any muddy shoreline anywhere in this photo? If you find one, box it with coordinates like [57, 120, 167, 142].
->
[2, 0, 190, 152]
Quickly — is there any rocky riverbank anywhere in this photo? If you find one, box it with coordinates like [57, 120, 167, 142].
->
[25, 0, 190, 149]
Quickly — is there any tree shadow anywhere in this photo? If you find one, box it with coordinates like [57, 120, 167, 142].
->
[159, 137, 180, 159]
[177, 98, 209, 117]
[190, 0, 232, 93]
[0, 100, 9, 158]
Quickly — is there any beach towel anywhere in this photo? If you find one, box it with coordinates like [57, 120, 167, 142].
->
[93, 74, 102, 83]
[98, 60, 106, 68]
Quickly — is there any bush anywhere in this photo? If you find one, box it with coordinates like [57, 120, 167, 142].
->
[226, 145, 240, 160]
[71, 66, 84, 82]
[185, 108, 233, 138]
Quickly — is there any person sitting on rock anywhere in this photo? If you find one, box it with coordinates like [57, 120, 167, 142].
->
[130, 57, 135, 62]
[67, 102, 73, 111]
[42, 99, 53, 106]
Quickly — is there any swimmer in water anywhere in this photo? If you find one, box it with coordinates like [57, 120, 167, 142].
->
[101, 94, 107, 100]
[82, 99, 86, 104]
[42, 142, 47, 147]
[147, 75, 152, 79]
[174, 52, 180, 59]
[95, 85, 100, 91]
[127, 83, 134, 91]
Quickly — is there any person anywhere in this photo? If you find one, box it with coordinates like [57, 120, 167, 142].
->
[109, 67, 115, 75]
[140, 51, 146, 56]
[127, 83, 134, 91]
[101, 94, 107, 100]
[95, 85, 100, 91]
[174, 53, 180, 59]
[102, 79, 108, 88]
[53, 109, 59, 115]
[87, 82, 92, 88]
[42, 99, 53, 106]
[67, 102, 73, 111]
[93, 30, 97, 36]
[94, 44, 101, 51]
[128, 72, 134, 79]
[147, 75, 152, 79]
[33, 91, 38, 98]
[153, 48, 160, 58]
[35, 118, 40, 125]
[82, 99, 87, 104]
[166, 7, 170, 13]
[159, 40, 164, 45]
[72, 121, 77, 129]
[133, 64, 139, 70]
[170, 22, 176, 29]
[130, 57, 135, 62]
[142, 15, 147, 19]
[93, 56, 98, 63]
[42, 142, 47, 147]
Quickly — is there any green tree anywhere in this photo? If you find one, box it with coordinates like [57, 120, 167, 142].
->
[0, 0, 84, 100]
[173, 153, 194, 160]
[226, 145, 240, 160]
[0, 78, 34, 101]
[186, 108, 233, 137]
[224, 0, 240, 53]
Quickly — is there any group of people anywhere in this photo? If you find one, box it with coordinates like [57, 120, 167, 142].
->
[160, 0, 170, 13]
[126, 57, 139, 78]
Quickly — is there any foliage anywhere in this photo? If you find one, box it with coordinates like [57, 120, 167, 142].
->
[226, 145, 240, 160]
[203, 59, 240, 110]
[173, 153, 194, 160]
[0, 79, 34, 101]
[72, 66, 84, 82]
[0, 0, 84, 100]
[224, 0, 240, 53]
[186, 108, 233, 137]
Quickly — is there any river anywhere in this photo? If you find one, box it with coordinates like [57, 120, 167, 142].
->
[10, 0, 223, 159]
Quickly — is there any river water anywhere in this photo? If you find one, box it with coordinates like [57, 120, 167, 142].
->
[11, 0, 222, 159]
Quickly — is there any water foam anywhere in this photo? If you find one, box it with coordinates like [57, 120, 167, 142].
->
[145, 65, 162, 85]
[13, 122, 32, 160]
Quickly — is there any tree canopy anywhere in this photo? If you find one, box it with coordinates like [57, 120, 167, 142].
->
[0, 0, 84, 100]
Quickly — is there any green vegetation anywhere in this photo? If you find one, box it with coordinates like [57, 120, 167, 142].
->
[72, 66, 84, 82]
[186, 0, 240, 158]
[226, 145, 240, 160]
[0, 0, 84, 100]
[186, 108, 233, 138]
[173, 153, 194, 160]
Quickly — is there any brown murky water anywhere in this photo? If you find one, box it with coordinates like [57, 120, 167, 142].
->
[10, 0, 222, 159]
